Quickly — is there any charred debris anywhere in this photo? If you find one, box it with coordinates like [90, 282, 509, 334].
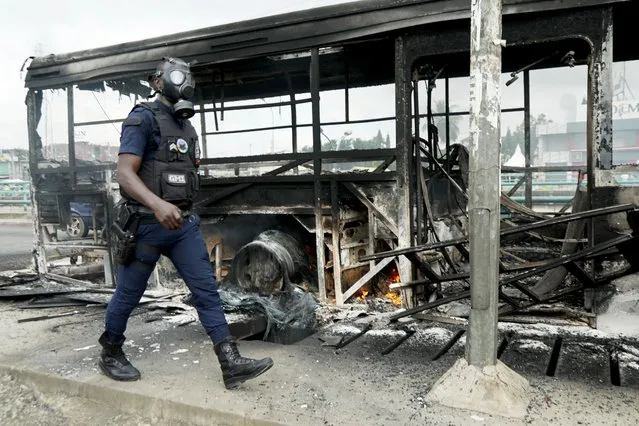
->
[9, 1, 639, 347]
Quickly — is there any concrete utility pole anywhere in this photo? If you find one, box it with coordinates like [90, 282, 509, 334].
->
[466, 0, 503, 368]
[426, 0, 532, 418]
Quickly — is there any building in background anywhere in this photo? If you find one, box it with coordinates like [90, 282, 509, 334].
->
[536, 99, 639, 179]
[0, 149, 29, 181]
[42, 142, 119, 163]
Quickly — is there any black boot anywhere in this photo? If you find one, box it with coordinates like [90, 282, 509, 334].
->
[98, 332, 141, 381]
[214, 336, 273, 389]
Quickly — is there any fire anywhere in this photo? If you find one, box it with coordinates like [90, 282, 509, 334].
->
[388, 268, 400, 283]
[351, 268, 402, 306]
[356, 289, 369, 302]
[385, 268, 402, 306]
[384, 291, 402, 307]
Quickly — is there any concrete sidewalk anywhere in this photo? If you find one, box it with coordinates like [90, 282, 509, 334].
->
[1, 305, 639, 426]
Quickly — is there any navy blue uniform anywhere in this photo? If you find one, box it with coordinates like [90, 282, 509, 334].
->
[104, 101, 231, 344]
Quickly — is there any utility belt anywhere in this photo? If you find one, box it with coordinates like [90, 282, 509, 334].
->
[129, 205, 194, 224]
[110, 202, 192, 266]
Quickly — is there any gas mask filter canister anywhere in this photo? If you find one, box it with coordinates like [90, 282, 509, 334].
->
[156, 57, 196, 119]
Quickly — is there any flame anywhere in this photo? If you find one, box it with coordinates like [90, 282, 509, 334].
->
[384, 291, 402, 307]
[351, 268, 402, 306]
[385, 268, 402, 306]
[356, 289, 369, 302]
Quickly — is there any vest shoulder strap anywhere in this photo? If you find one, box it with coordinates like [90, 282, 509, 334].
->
[135, 101, 162, 114]
[182, 120, 198, 136]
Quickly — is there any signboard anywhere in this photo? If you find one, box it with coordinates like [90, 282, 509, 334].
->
[0, 162, 9, 178]
[575, 100, 639, 121]
[613, 100, 639, 119]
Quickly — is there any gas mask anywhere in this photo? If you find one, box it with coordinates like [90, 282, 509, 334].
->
[155, 57, 196, 119]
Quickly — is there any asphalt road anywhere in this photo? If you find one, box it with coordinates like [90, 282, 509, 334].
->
[0, 223, 35, 271]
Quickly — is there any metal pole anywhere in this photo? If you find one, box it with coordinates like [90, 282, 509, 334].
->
[199, 101, 209, 159]
[523, 70, 532, 208]
[288, 75, 298, 154]
[586, 6, 614, 250]
[395, 35, 415, 306]
[198, 99, 209, 176]
[311, 48, 327, 302]
[67, 86, 76, 187]
[445, 78, 455, 216]
[331, 178, 343, 305]
[413, 80, 423, 245]
[466, 0, 503, 368]
[26, 90, 48, 275]
[586, 7, 614, 302]
[344, 51, 350, 123]
[445, 78, 451, 172]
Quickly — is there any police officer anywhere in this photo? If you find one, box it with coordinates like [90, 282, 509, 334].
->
[97, 57, 273, 389]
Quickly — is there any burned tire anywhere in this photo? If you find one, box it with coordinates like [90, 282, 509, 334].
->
[230, 230, 308, 294]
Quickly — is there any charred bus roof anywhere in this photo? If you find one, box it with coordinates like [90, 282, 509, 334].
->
[23, 0, 636, 94]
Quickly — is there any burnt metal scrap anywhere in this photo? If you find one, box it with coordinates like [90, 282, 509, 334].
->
[362, 203, 638, 264]
[0, 273, 291, 342]
[357, 204, 639, 323]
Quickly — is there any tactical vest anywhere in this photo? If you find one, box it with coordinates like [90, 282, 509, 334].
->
[120, 101, 200, 209]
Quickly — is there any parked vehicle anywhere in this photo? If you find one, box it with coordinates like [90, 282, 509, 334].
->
[67, 202, 105, 238]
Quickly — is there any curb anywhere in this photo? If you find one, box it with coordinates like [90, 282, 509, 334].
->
[0, 364, 286, 426]
[0, 213, 31, 225]
[0, 220, 32, 225]
[0, 213, 31, 219]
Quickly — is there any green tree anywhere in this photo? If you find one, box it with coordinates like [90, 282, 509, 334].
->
[300, 129, 392, 153]
[322, 139, 337, 151]
[338, 138, 353, 150]
[351, 138, 368, 150]
[372, 130, 385, 149]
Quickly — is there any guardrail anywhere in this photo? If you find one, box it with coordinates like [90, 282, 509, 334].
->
[0, 189, 30, 207]
[509, 195, 574, 204]
[0, 199, 30, 205]
[0, 190, 30, 197]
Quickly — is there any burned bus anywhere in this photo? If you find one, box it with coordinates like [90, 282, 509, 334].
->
[21, 0, 639, 313]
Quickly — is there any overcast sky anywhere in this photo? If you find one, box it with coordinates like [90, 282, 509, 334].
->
[1, 0, 637, 159]
[0, 0, 359, 153]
